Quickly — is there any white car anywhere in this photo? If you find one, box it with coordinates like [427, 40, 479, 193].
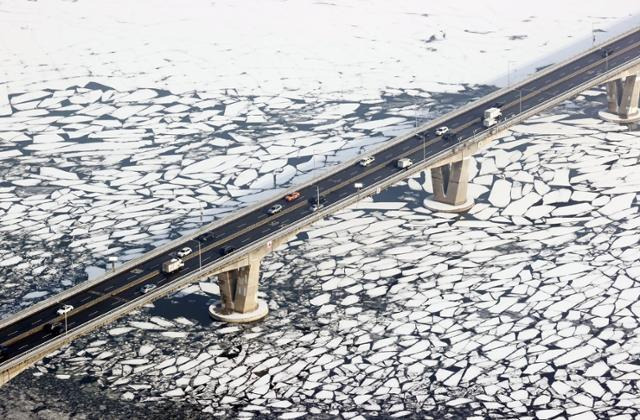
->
[57, 304, 74, 316]
[359, 156, 375, 167]
[268, 204, 283, 215]
[435, 126, 449, 136]
[177, 247, 192, 258]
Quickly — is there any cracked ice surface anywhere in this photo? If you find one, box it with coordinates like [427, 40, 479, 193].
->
[1, 0, 640, 417]
[28, 93, 640, 417]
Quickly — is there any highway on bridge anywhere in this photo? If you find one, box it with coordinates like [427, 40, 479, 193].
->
[1, 28, 640, 365]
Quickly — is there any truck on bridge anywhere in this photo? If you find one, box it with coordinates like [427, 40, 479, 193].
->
[162, 258, 184, 274]
[483, 107, 503, 127]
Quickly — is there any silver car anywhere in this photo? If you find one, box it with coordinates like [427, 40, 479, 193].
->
[268, 204, 283, 215]
[177, 247, 192, 258]
[140, 284, 157, 294]
[435, 126, 449, 136]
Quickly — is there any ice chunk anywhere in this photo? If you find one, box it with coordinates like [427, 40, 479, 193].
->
[22, 290, 49, 300]
[488, 179, 511, 207]
[40, 167, 79, 180]
[138, 344, 155, 357]
[502, 192, 541, 216]
[109, 327, 134, 336]
[599, 193, 635, 216]
[310, 293, 330, 306]
[542, 262, 591, 278]
[353, 117, 405, 130]
[1, 255, 23, 267]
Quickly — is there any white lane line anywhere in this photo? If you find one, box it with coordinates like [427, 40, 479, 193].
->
[7, 330, 18, 337]
[31, 318, 42, 326]
[89, 310, 99, 317]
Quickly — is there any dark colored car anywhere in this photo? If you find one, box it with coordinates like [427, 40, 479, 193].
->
[198, 232, 214, 242]
[493, 101, 505, 109]
[602, 48, 613, 58]
[48, 322, 65, 335]
[443, 132, 459, 142]
[219, 246, 236, 256]
[308, 196, 327, 206]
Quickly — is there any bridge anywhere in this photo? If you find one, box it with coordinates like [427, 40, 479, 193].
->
[1, 26, 640, 386]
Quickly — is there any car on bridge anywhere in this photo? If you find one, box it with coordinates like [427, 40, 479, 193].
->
[443, 132, 458, 142]
[397, 158, 413, 169]
[48, 322, 65, 335]
[268, 204, 283, 215]
[602, 48, 614, 57]
[177, 247, 192, 258]
[309, 196, 327, 212]
[198, 232, 214, 242]
[162, 258, 184, 274]
[435, 126, 449, 136]
[56, 304, 74, 316]
[284, 191, 301, 202]
[219, 246, 236, 256]
[359, 156, 375, 167]
[140, 284, 157, 294]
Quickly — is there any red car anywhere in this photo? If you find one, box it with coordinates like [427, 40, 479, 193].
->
[284, 191, 301, 202]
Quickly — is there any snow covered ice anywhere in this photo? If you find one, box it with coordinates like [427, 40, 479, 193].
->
[1, 0, 640, 418]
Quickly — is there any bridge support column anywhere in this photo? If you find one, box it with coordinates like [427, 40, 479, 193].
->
[209, 253, 268, 323]
[207, 231, 299, 323]
[599, 74, 640, 123]
[424, 157, 474, 213]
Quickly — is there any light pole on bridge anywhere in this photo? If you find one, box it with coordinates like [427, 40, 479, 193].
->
[507, 60, 516, 88]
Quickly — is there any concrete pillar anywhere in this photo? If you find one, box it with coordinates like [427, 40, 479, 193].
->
[210, 254, 268, 322]
[620, 75, 640, 118]
[233, 264, 260, 313]
[425, 158, 474, 213]
[600, 74, 640, 123]
[606, 80, 621, 114]
[217, 271, 236, 314]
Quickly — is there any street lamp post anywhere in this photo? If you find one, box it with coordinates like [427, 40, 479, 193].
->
[507, 61, 515, 87]
[64, 312, 68, 336]
[195, 239, 202, 273]
[519, 90, 522, 114]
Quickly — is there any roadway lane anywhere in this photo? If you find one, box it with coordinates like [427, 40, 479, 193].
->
[2, 28, 639, 364]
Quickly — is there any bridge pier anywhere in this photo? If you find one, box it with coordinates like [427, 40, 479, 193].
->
[210, 253, 269, 323]
[207, 231, 298, 323]
[599, 73, 640, 123]
[424, 157, 474, 213]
